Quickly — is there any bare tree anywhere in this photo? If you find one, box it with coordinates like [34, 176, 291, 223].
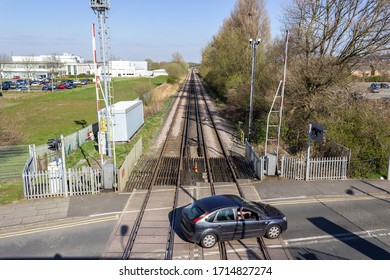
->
[284, 0, 390, 94]
[22, 55, 36, 81]
[0, 53, 11, 79]
[45, 54, 64, 90]
[0, 53, 11, 90]
[279, 0, 390, 176]
[171, 52, 185, 63]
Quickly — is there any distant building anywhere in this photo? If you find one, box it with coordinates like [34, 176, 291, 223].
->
[152, 69, 169, 77]
[351, 55, 390, 79]
[0, 53, 92, 79]
[0, 54, 167, 80]
[108, 61, 148, 77]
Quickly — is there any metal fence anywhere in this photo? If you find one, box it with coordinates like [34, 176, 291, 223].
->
[0, 145, 29, 182]
[22, 144, 101, 199]
[34, 123, 99, 159]
[22, 167, 101, 199]
[245, 140, 265, 180]
[281, 156, 348, 181]
[1, 123, 99, 183]
[245, 141, 348, 181]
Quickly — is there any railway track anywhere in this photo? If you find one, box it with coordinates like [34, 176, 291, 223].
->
[119, 69, 267, 260]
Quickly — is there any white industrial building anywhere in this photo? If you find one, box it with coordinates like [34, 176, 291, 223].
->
[1, 53, 93, 79]
[109, 61, 148, 77]
[106, 61, 168, 77]
[0, 53, 168, 79]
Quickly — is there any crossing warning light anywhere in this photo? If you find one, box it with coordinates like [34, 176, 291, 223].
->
[47, 138, 61, 151]
[310, 123, 326, 143]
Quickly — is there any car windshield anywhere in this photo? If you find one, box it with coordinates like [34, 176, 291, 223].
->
[183, 203, 204, 221]
[241, 199, 267, 216]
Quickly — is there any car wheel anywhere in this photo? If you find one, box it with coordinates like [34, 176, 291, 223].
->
[266, 225, 281, 239]
[200, 233, 217, 248]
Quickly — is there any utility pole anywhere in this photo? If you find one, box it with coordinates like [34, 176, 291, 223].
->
[248, 38, 260, 142]
[90, 0, 116, 190]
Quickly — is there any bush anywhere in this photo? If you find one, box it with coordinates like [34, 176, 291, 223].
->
[134, 83, 154, 105]
[364, 75, 382, 82]
[166, 75, 179, 84]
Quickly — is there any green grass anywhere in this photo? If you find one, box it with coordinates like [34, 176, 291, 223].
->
[67, 92, 175, 168]
[2, 76, 167, 145]
[0, 182, 23, 205]
[0, 76, 172, 204]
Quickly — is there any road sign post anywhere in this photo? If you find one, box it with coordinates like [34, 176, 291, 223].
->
[306, 123, 326, 181]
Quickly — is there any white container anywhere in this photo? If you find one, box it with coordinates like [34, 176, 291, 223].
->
[101, 100, 144, 142]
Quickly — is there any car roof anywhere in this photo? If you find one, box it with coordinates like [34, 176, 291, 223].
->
[195, 195, 244, 212]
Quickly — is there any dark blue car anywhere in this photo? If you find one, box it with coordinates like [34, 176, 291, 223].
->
[370, 83, 381, 93]
[181, 194, 287, 248]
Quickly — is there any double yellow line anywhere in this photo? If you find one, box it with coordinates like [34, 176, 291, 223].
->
[0, 215, 118, 239]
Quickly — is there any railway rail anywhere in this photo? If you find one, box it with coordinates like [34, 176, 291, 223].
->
[119, 69, 268, 260]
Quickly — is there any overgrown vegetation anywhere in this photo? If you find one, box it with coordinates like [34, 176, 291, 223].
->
[200, 0, 390, 178]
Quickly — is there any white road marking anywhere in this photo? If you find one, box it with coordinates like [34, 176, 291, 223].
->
[267, 229, 390, 248]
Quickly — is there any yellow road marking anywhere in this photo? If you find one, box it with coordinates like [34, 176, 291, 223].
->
[0, 215, 119, 239]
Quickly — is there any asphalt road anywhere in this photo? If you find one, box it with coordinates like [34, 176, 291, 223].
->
[257, 178, 390, 260]
[0, 178, 389, 260]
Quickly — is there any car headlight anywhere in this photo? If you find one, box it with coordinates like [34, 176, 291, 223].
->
[283, 216, 287, 221]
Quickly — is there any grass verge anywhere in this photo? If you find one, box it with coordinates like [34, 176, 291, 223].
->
[0, 182, 23, 205]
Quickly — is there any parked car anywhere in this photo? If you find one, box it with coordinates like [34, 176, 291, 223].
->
[1, 83, 10, 90]
[181, 194, 288, 248]
[80, 79, 89, 85]
[380, 83, 389, 89]
[16, 79, 28, 86]
[370, 83, 381, 93]
[30, 81, 42, 86]
[42, 85, 56, 91]
[66, 82, 76, 89]
[56, 83, 68, 89]
[15, 85, 29, 91]
[9, 82, 17, 89]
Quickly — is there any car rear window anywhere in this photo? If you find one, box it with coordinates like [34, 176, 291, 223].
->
[183, 203, 204, 221]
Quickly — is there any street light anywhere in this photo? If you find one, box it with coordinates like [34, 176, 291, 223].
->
[248, 38, 260, 142]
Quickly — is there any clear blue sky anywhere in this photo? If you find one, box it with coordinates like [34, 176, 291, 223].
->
[0, 0, 287, 62]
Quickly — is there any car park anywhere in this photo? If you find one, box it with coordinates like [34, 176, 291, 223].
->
[181, 194, 287, 248]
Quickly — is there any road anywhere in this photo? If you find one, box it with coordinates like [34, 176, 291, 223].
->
[0, 178, 389, 260]
[257, 178, 390, 260]
[0, 216, 118, 259]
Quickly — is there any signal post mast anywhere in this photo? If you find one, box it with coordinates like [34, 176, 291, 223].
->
[90, 0, 116, 189]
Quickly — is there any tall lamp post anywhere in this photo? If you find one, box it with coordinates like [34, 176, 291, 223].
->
[248, 38, 260, 142]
